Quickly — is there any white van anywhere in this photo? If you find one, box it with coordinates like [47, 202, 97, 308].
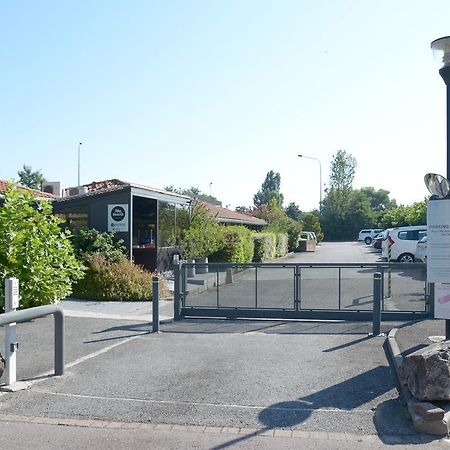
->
[358, 228, 383, 245]
[381, 225, 427, 262]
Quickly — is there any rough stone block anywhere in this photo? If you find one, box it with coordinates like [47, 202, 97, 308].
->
[411, 401, 445, 421]
[400, 341, 450, 401]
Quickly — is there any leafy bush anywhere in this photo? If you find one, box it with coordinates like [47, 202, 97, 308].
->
[0, 185, 85, 309]
[301, 212, 324, 242]
[72, 229, 126, 262]
[210, 226, 254, 263]
[275, 233, 289, 257]
[252, 232, 276, 262]
[72, 254, 167, 301]
[181, 204, 223, 259]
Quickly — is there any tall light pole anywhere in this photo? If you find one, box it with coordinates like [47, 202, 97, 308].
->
[298, 154, 322, 211]
[77, 142, 82, 186]
[431, 36, 450, 339]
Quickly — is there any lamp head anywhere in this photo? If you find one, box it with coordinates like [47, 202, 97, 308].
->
[431, 36, 450, 69]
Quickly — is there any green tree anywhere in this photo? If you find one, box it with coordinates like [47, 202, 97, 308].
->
[320, 151, 379, 240]
[285, 202, 303, 221]
[181, 204, 223, 258]
[17, 164, 46, 190]
[253, 171, 284, 208]
[329, 149, 356, 192]
[301, 212, 324, 242]
[358, 187, 397, 210]
[0, 185, 85, 309]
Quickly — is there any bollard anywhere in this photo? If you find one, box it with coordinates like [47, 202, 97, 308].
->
[372, 272, 382, 336]
[152, 276, 160, 333]
[5, 278, 19, 385]
[173, 258, 181, 321]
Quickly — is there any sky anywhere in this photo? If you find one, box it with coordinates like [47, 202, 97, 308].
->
[1, 1, 450, 211]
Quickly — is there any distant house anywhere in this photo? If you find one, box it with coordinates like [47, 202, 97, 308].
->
[196, 200, 266, 229]
[0, 179, 56, 203]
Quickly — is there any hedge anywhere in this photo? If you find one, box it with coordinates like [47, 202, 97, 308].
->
[275, 233, 289, 257]
[72, 254, 167, 301]
[210, 226, 254, 263]
[252, 232, 276, 262]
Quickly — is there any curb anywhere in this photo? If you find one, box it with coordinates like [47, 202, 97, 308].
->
[386, 329, 449, 436]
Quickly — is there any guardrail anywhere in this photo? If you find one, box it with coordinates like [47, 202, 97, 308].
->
[0, 304, 65, 381]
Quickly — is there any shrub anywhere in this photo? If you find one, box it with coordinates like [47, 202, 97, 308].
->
[0, 185, 85, 309]
[210, 226, 254, 263]
[72, 229, 126, 262]
[275, 233, 289, 257]
[181, 204, 223, 259]
[72, 254, 167, 301]
[252, 232, 276, 262]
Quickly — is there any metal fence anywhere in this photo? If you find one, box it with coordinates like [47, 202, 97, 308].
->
[173, 261, 430, 321]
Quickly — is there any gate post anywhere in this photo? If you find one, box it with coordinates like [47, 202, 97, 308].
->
[173, 256, 182, 321]
[372, 272, 382, 336]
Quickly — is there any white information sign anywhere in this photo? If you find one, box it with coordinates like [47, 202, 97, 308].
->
[107, 204, 129, 232]
[435, 283, 450, 319]
[427, 199, 450, 283]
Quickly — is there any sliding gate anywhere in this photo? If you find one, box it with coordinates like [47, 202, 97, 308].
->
[173, 262, 431, 321]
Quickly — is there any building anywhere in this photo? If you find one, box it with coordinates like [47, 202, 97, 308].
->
[53, 179, 191, 273]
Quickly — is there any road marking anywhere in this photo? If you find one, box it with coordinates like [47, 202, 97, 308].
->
[29, 389, 374, 414]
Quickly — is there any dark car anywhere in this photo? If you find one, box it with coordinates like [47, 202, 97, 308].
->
[372, 232, 383, 250]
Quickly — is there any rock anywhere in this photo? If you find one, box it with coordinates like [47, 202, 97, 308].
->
[401, 341, 450, 401]
[411, 401, 445, 421]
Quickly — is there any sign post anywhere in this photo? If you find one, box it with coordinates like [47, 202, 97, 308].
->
[4, 278, 19, 386]
[427, 199, 450, 337]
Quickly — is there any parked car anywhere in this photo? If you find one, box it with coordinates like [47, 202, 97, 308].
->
[381, 225, 427, 262]
[358, 228, 383, 245]
[414, 235, 427, 263]
[372, 232, 384, 250]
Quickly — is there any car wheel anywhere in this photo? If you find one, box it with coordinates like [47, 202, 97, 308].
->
[398, 253, 414, 263]
[364, 237, 372, 245]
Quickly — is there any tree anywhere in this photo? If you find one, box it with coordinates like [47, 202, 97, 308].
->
[253, 171, 284, 208]
[181, 204, 223, 258]
[329, 149, 356, 192]
[302, 212, 324, 242]
[17, 164, 46, 190]
[285, 202, 303, 221]
[0, 184, 85, 309]
[358, 187, 397, 210]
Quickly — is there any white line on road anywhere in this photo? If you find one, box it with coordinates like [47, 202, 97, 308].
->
[29, 389, 374, 415]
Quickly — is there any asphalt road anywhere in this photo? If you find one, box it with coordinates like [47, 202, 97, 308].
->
[0, 241, 439, 448]
[184, 242, 427, 313]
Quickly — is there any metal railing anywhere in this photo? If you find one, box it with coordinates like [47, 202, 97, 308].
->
[0, 304, 65, 378]
[173, 261, 430, 322]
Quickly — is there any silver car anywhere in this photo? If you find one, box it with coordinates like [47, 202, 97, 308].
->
[414, 235, 427, 263]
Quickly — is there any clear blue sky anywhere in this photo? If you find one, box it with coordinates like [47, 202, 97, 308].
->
[1, 1, 449, 211]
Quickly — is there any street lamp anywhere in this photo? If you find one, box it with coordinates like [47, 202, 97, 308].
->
[431, 37, 450, 339]
[77, 142, 82, 186]
[431, 37, 450, 178]
[298, 154, 322, 211]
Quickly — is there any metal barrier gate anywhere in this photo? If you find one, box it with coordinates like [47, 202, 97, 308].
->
[173, 261, 431, 321]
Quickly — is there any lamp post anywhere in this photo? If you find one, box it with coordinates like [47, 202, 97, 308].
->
[298, 154, 322, 211]
[77, 142, 82, 186]
[431, 36, 450, 339]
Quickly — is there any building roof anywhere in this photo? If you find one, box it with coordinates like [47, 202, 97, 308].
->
[199, 201, 266, 227]
[56, 178, 191, 204]
[0, 180, 56, 199]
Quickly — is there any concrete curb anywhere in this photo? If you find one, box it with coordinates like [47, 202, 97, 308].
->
[386, 329, 449, 436]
